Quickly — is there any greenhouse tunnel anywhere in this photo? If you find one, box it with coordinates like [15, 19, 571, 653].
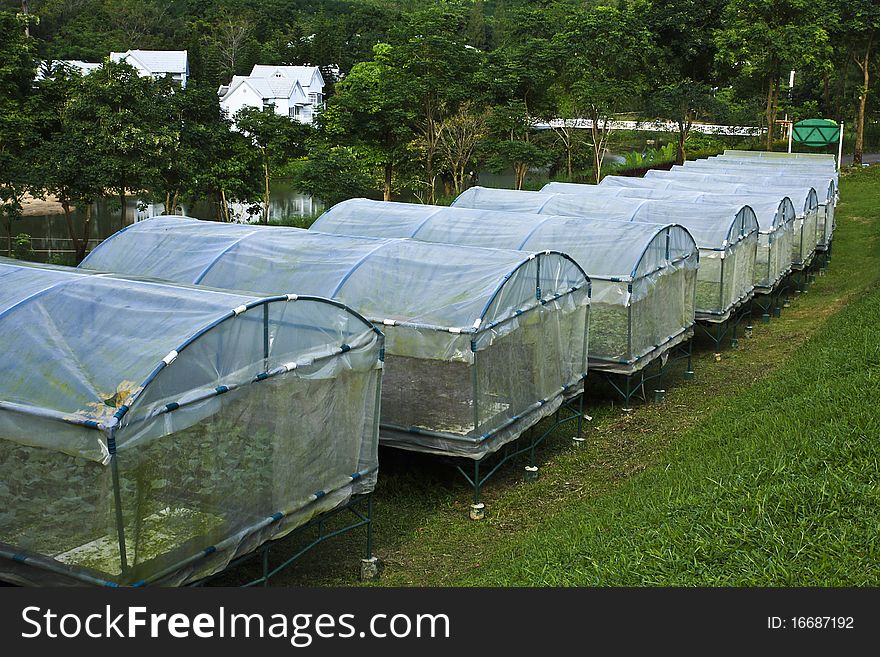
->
[721, 150, 838, 164]
[452, 187, 759, 323]
[0, 258, 383, 587]
[312, 198, 698, 375]
[678, 158, 838, 209]
[713, 152, 839, 176]
[650, 165, 837, 251]
[81, 217, 591, 461]
[709, 150, 838, 248]
[681, 157, 838, 250]
[543, 182, 796, 292]
[599, 175, 821, 270]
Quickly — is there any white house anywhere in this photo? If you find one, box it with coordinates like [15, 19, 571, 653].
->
[218, 75, 310, 123]
[35, 59, 101, 80]
[110, 50, 189, 87]
[219, 65, 325, 125]
[249, 66, 325, 114]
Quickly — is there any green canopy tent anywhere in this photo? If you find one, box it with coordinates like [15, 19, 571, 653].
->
[789, 119, 842, 167]
[792, 119, 840, 147]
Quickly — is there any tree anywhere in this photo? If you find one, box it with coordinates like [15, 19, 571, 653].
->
[488, 4, 558, 116]
[235, 106, 310, 222]
[648, 80, 719, 164]
[321, 44, 415, 201]
[74, 61, 177, 229]
[466, 0, 487, 49]
[485, 102, 550, 189]
[148, 82, 239, 216]
[292, 142, 375, 206]
[636, 0, 725, 83]
[213, 13, 254, 77]
[840, 1, 880, 165]
[199, 130, 263, 222]
[107, 0, 169, 46]
[195, 11, 258, 82]
[31, 63, 103, 262]
[552, 5, 653, 182]
[716, 0, 831, 150]
[436, 102, 489, 194]
[545, 90, 591, 180]
[387, 7, 486, 203]
[636, 0, 725, 163]
[481, 6, 558, 188]
[0, 10, 38, 256]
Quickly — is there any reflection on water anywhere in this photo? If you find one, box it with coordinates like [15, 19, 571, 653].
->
[15, 184, 324, 254]
[13, 161, 622, 259]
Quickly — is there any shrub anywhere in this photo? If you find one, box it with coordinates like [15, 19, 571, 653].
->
[12, 233, 34, 260]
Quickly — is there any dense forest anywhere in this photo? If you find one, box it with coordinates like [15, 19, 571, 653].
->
[1, 0, 878, 258]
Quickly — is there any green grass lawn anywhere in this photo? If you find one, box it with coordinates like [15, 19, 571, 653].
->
[216, 165, 880, 587]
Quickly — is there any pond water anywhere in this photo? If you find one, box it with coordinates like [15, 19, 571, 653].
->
[11, 182, 323, 260]
[12, 158, 626, 261]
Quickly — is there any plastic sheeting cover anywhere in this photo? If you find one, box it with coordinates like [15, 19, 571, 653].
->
[81, 217, 590, 458]
[82, 217, 587, 335]
[0, 257, 378, 457]
[543, 181, 792, 232]
[0, 258, 383, 586]
[313, 199, 699, 371]
[715, 151, 838, 173]
[313, 198, 697, 279]
[651, 165, 836, 203]
[453, 186, 757, 249]
[722, 149, 837, 162]
[600, 175, 819, 217]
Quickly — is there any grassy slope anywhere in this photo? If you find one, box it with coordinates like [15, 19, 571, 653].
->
[217, 165, 880, 587]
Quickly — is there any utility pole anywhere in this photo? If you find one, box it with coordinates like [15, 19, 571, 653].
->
[786, 70, 795, 153]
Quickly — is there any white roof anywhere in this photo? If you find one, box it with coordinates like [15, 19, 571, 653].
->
[59, 60, 100, 73]
[36, 60, 100, 80]
[110, 50, 188, 74]
[221, 75, 307, 103]
[249, 64, 324, 89]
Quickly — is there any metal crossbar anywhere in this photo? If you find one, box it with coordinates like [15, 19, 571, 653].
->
[599, 340, 693, 410]
[191, 494, 374, 587]
[454, 395, 585, 506]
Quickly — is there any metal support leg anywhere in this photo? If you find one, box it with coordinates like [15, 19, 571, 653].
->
[653, 357, 665, 403]
[366, 494, 374, 560]
[473, 460, 481, 505]
[360, 494, 379, 580]
[527, 427, 537, 468]
[622, 373, 634, 412]
[109, 449, 128, 577]
[261, 546, 270, 588]
[760, 296, 770, 323]
[575, 392, 585, 438]
[572, 393, 586, 448]
[470, 460, 485, 520]
[684, 339, 695, 379]
[525, 437, 539, 482]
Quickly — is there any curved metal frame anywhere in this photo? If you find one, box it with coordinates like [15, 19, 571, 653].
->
[0, 266, 384, 587]
[0, 268, 381, 432]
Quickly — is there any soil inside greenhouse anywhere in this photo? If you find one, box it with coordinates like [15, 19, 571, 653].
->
[211, 164, 880, 587]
